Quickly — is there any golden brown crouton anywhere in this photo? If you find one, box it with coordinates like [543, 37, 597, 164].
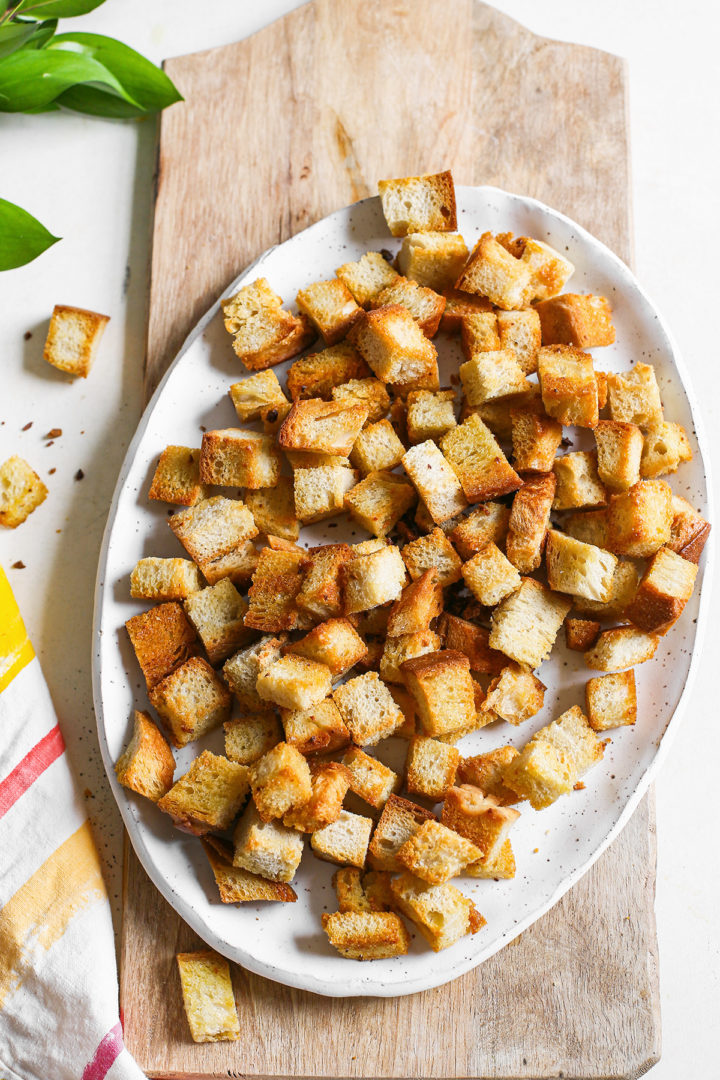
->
[481, 663, 545, 726]
[584, 627, 659, 671]
[343, 543, 407, 613]
[505, 473, 556, 573]
[572, 559, 640, 619]
[455, 232, 533, 309]
[386, 570, 443, 636]
[285, 617, 368, 678]
[440, 288, 493, 332]
[293, 464, 358, 524]
[296, 278, 362, 345]
[345, 471, 417, 538]
[456, 746, 522, 805]
[243, 478, 299, 541]
[176, 951, 239, 1043]
[279, 398, 369, 456]
[585, 670, 637, 731]
[401, 649, 476, 737]
[130, 557, 203, 603]
[496, 309, 542, 374]
[380, 630, 441, 684]
[232, 802, 304, 881]
[510, 407, 563, 474]
[594, 419, 644, 492]
[228, 370, 288, 423]
[332, 671, 405, 745]
[150, 656, 231, 747]
[373, 276, 447, 338]
[401, 439, 468, 523]
[200, 428, 281, 489]
[449, 502, 510, 559]
[280, 697, 351, 757]
[222, 635, 285, 710]
[405, 389, 457, 445]
[183, 579, 251, 664]
[368, 794, 436, 871]
[606, 479, 673, 557]
[459, 349, 531, 407]
[311, 809, 373, 867]
[322, 911, 410, 959]
[668, 496, 711, 563]
[397, 819, 481, 884]
[222, 278, 313, 370]
[115, 710, 175, 802]
[125, 602, 200, 690]
[553, 451, 607, 510]
[563, 509, 609, 548]
[157, 750, 249, 835]
[256, 653, 332, 711]
[607, 363, 663, 429]
[378, 171, 457, 236]
[400, 526, 463, 586]
[296, 543, 351, 620]
[287, 342, 370, 400]
[249, 741, 312, 822]
[224, 714, 282, 766]
[349, 418, 406, 475]
[336, 251, 400, 307]
[545, 529, 618, 602]
[503, 706, 603, 809]
[341, 746, 400, 810]
[497, 234, 575, 300]
[462, 542, 522, 606]
[466, 838, 516, 879]
[624, 546, 698, 634]
[441, 413, 522, 503]
[398, 231, 469, 292]
[406, 736, 460, 800]
[244, 548, 307, 632]
[436, 614, 506, 675]
[149, 446, 207, 506]
[331, 377, 391, 426]
[460, 311, 501, 357]
[0, 455, 48, 528]
[538, 345, 599, 428]
[390, 872, 484, 951]
[168, 496, 259, 585]
[565, 618, 601, 652]
[489, 578, 571, 669]
[202, 836, 297, 903]
[640, 421, 693, 478]
[349, 305, 438, 385]
[333, 866, 372, 913]
[43, 304, 109, 378]
[442, 785, 520, 863]
[283, 760, 352, 832]
[535, 294, 615, 348]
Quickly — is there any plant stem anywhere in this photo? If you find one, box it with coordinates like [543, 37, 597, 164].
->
[0, 3, 23, 30]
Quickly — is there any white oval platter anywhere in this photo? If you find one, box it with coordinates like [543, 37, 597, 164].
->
[92, 186, 713, 998]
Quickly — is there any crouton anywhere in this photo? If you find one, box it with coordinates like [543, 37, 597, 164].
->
[553, 451, 607, 510]
[244, 548, 307, 632]
[607, 363, 663, 429]
[333, 866, 372, 913]
[336, 251, 400, 307]
[148, 446, 207, 506]
[260, 402, 294, 438]
[585, 670, 637, 731]
[115, 710, 175, 802]
[390, 872, 484, 951]
[168, 496, 259, 585]
[285, 618, 367, 678]
[489, 578, 571, 669]
[281, 697, 351, 755]
[510, 408, 563, 474]
[400, 526, 463, 587]
[43, 303, 110, 379]
[563, 509, 609, 548]
[456, 746, 521, 806]
[400, 650, 475, 737]
[594, 420, 643, 492]
[157, 750, 249, 834]
[497, 234, 575, 300]
[125, 602, 199, 690]
[584, 627, 659, 671]
[440, 414, 522, 503]
[243, 478, 299, 541]
[398, 231, 469, 292]
[380, 630, 441, 684]
[466, 392, 539, 441]
[296, 543, 351, 620]
[496, 309, 542, 374]
[535, 294, 615, 348]
[441, 785, 520, 864]
[332, 671, 405, 745]
[625, 546, 698, 634]
[373, 277, 446, 337]
[397, 819, 481, 884]
[295, 278, 362, 345]
[345, 471, 416, 537]
[279, 398, 368, 456]
[330, 379, 389, 429]
[460, 312, 501, 358]
[606, 479, 673, 557]
[222, 279, 313, 370]
[287, 342, 370, 400]
[641, 421, 693, 478]
[368, 794, 436, 871]
[348, 305, 438, 385]
[176, 952, 239, 1043]
[249, 741, 312, 821]
[0, 456, 48, 528]
[222, 635, 285, 711]
[461, 542, 522, 606]
[455, 232, 532, 309]
[545, 529, 618, 601]
[406, 736, 459, 800]
[436, 614, 505, 674]
[283, 760, 351, 832]
[448, 503, 510, 560]
[386, 570, 443, 636]
[182, 579, 249, 664]
[505, 473, 556, 573]
[404, 389, 456, 445]
[503, 705, 603, 809]
[572, 559, 640, 618]
[150, 656, 231, 747]
[466, 838, 516, 879]
[343, 543, 407, 613]
[668, 496, 711, 563]
[349, 418, 406, 475]
[311, 809, 373, 867]
[401, 440, 468, 523]
[292, 464, 357, 525]
[256, 654, 332, 712]
[538, 345, 599, 428]
[481, 663, 545, 725]
[322, 911, 410, 959]
[565, 618, 601, 651]
[130, 557, 203, 602]
[341, 746, 400, 809]
[378, 171, 457, 236]
[459, 349, 531, 407]
[232, 801, 304, 881]
[224, 713, 282, 766]
[202, 837, 296, 903]
[229, 370, 288, 423]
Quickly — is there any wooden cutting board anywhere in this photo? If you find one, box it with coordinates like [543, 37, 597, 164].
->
[123, 2, 661, 1076]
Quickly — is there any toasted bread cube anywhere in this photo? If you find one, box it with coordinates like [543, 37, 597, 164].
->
[489, 578, 571, 669]
[585, 670, 637, 732]
[459, 349, 531, 406]
[176, 951, 239, 1043]
[563, 509, 609, 548]
[441, 786, 520, 863]
[125, 602, 199, 690]
[496, 309, 542, 374]
[553, 451, 607, 510]
[448, 503, 510, 560]
[584, 627, 659, 671]
[224, 714, 282, 766]
[545, 530, 617, 602]
[572, 559, 640, 618]
[345, 471, 416, 538]
[538, 345, 599, 428]
[349, 418, 406, 476]
[456, 746, 521, 806]
[503, 705, 603, 809]
[401, 650, 475, 737]
[311, 809, 373, 867]
[331, 377, 390, 427]
[258, 401, 293, 437]
[150, 656, 231, 747]
[249, 741, 312, 821]
[398, 231, 468, 292]
[481, 663, 545, 726]
[460, 311, 501, 358]
[466, 838, 516, 879]
[607, 363, 663, 429]
[285, 618, 368, 678]
[510, 408, 562, 473]
[498, 234, 575, 300]
[406, 736, 459, 800]
[455, 232, 532, 309]
[279, 398, 368, 456]
[243, 478, 299, 542]
[343, 543, 407, 613]
[397, 819, 481, 884]
[349, 869, 393, 910]
[440, 288, 493, 333]
[462, 542, 522, 606]
[296, 543, 351, 620]
[380, 630, 441, 684]
[390, 872, 484, 951]
[625, 546, 698, 634]
[333, 866, 372, 912]
[292, 464, 357, 525]
[400, 527, 463, 586]
[287, 342, 370, 400]
[223, 635, 285, 710]
[437, 614, 505, 675]
[183, 579, 250, 664]
[405, 389, 456, 445]
[468, 390, 540, 441]
[283, 760, 352, 832]
[368, 794, 436, 871]
[0, 455, 48, 528]
[332, 671, 405, 745]
[349, 305, 438, 385]
[222, 279, 307, 366]
[256, 654, 332, 711]
[401, 440, 468, 522]
[157, 750, 249, 835]
[169, 496, 259, 585]
[378, 171, 457, 236]
[115, 710, 175, 802]
[594, 420, 643, 492]
[229, 370, 288, 422]
[281, 697, 351, 755]
[244, 548, 306, 632]
[232, 801, 304, 881]
[440, 414, 522, 503]
[373, 277, 446, 337]
[43, 303, 110, 379]
[565, 618, 601, 652]
[668, 496, 712, 563]
[535, 294, 615, 348]
[336, 251, 400, 306]
[387, 570, 443, 636]
[149, 446, 207, 506]
[130, 557, 203, 602]
[341, 746, 400, 809]
[606, 479, 673, 557]
[202, 836, 296, 903]
[296, 278, 362, 345]
[322, 911, 410, 960]
[641, 421, 693, 478]
[506, 473, 556, 573]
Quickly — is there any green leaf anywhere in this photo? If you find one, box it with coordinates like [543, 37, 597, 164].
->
[48, 32, 182, 113]
[24, 17, 58, 48]
[13, 0, 105, 16]
[0, 197, 60, 270]
[0, 18, 57, 58]
[53, 82, 150, 118]
[0, 46, 139, 111]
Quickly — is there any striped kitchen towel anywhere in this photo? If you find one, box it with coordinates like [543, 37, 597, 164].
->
[0, 567, 145, 1080]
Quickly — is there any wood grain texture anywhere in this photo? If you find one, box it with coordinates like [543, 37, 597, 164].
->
[127, 1, 660, 1076]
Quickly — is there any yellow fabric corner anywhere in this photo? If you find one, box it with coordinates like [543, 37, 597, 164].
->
[0, 567, 35, 694]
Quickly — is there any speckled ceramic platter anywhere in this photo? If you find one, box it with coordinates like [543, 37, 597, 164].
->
[92, 187, 713, 997]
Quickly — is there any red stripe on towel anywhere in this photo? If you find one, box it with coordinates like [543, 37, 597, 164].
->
[82, 1021, 125, 1080]
[0, 724, 65, 819]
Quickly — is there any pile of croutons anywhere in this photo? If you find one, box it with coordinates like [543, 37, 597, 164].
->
[117, 170, 710, 966]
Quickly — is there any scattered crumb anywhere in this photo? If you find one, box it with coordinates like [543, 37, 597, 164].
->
[74, 469, 84, 481]
[56, 529, 61, 534]
[573, 781, 586, 791]
[200, 425, 207, 432]
[21, 422, 33, 431]
[45, 428, 62, 439]
[23, 331, 32, 341]
[533, 847, 539, 854]
[46, 441, 54, 447]
[11, 561, 25, 569]
[84, 788, 93, 798]
[48, 468, 56, 475]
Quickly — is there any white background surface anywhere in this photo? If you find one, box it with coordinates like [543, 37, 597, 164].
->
[0, 0, 717, 1074]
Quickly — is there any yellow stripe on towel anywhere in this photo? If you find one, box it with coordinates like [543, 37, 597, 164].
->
[0, 568, 35, 693]
[0, 822, 107, 1010]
